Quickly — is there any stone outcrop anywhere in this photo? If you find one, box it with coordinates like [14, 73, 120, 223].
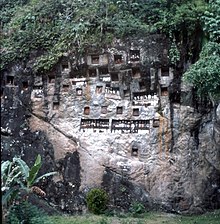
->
[1, 35, 219, 214]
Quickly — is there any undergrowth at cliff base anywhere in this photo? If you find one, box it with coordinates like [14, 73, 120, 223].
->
[48, 209, 220, 224]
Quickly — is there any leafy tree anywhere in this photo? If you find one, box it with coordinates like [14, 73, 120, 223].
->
[202, 0, 220, 42]
[183, 0, 220, 101]
[184, 42, 220, 101]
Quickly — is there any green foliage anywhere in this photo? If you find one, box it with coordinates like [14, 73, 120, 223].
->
[184, 42, 220, 100]
[0, 0, 29, 26]
[98, 217, 109, 224]
[1, 154, 57, 207]
[27, 154, 42, 187]
[129, 202, 145, 215]
[154, 0, 207, 33]
[202, 0, 220, 42]
[183, 1, 220, 101]
[0, 0, 208, 73]
[7, 201, 52, 224]
[168, 41, 181, 65]
[86, 188, 108, 215]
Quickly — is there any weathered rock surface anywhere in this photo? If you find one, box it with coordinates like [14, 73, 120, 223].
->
[1, 35, 219, 214]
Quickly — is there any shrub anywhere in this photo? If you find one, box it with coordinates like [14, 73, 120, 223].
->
[86, 188, 108, 215]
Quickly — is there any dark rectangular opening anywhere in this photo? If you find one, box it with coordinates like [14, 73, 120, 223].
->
[6, 76, 14, 85]
[62, 63, 69, 71]
[89, 69, 97, 77]
[106, 83, 110, 88]
[131, 147, 138, 156]
[96, 86, 103, 94]
[71, 70, 86, 79]
[112, 87, 119, 93]
[76, 88, 82, 96]
[133, 108, 139, 116]
[91, 55, 99, 64]
[124, 89, 130, 97]
[161, 67, 169, 76]
[130, 50, 140, 61]
[99, 67, 109, 75]
[63, 84, 69, 92]
[114, 55, 123, 64]
[48, 75, 55, 83]
[111, 73, 119, 81]
[161, 87, 168, 96]
[84, 106, 90, 115]
[116, 106, 123, 114]
[153, 118, 160, 127]
[22, 81, 28, 89]
[53, 102, 59, 110]
[132, 68, 141, 78]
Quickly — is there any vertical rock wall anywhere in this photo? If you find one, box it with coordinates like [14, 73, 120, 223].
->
[1, 34, 219, 214]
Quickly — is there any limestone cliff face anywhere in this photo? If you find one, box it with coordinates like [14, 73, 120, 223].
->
[1, 35, 219, 214]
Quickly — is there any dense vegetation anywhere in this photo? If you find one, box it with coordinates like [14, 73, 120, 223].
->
[184, 0, 220, 100]
[0, 0, 208, 71]
[0, 0, 219, 98]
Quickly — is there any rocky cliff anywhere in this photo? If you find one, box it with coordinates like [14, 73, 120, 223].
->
[1, 34, 220, 214]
